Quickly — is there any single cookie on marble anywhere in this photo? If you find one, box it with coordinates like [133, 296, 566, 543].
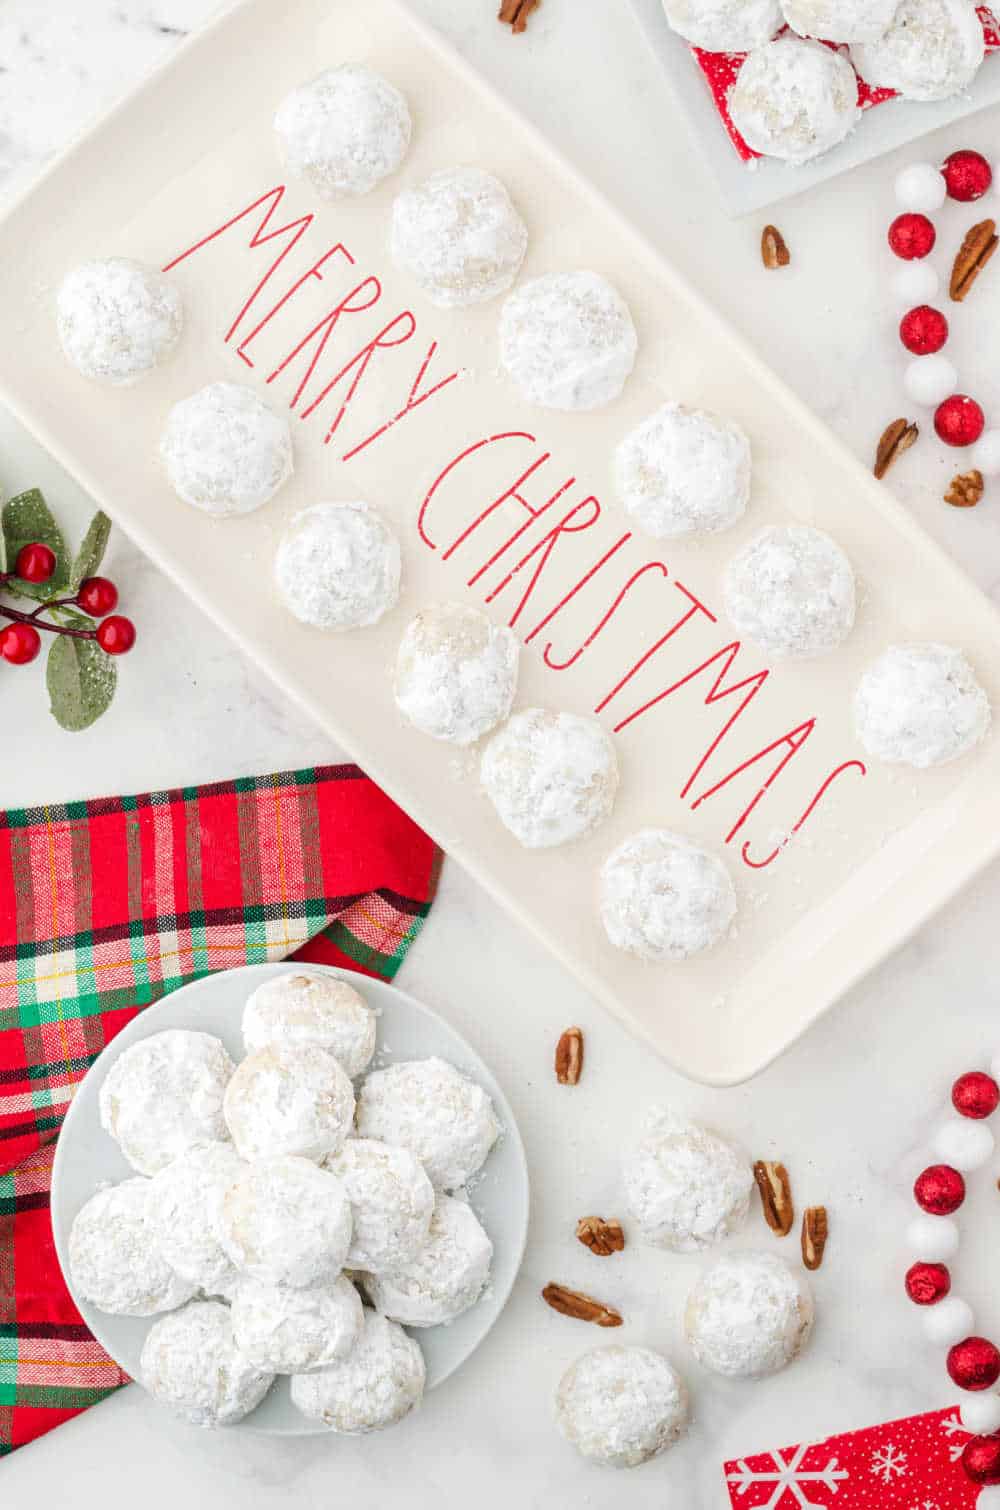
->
[556, 1345, 689, 1469]
[685, 1250, 814, 1378]
[623, 1108, 753, 1252]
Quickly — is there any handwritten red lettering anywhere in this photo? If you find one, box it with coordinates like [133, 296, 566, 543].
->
[691, 719, 816, 844]
[741, 760, 867, 869]
[484, 497, 602, 628]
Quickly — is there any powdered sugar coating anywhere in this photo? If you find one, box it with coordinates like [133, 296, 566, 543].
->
[362, 1194, 492, 1327]
[325, 1138, 434, 1272]
[480, 708, 619, 849]
[69, 1178, 197, 1317]
[218, 1155, 352, 1289]
[274, 65, 411, 199]
[615, 402, 751, 540]
[356, 1056, 500, 1190]
[140, 1299, 273, 1426]
[231, 1274, 363, 1373]
[290, 1310, 425, 1434]
[854, 642, 991, 768]
[391, 168, 528, 308]
[723, 524, 856, 658]
[556, 1345, 689, 1469]
[782, 0, 899, 42]
[57, 258, 182, 386]
[99, 1029, 235, 1176]
[853, 0, 985, 100]
[160, 382, 293, 517]
[499, 271, 638, 412]
[600, 829, 737, 962]
[685, 1250, 814, 1378]
[223, 1042, 355, 1162]
[623, 1109, 753, 1252]
[660, 0, 782, 51]
[729, 37, 860, 164]
[242, 971, 377, 1077]
[274, 503, 401, 632]
[394, 603, 519, 746]
[146, 1142, 244, 1294]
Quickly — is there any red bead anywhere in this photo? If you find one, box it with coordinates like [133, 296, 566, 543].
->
[96, 615, 136, 656]
[0, 622, 42, 665]
[899, 305, 948, 356]
[888, 213, 937, 260]
[949, 1337, 1000, 1392]
[77, 576, 118, 617]
[914, 1164, 965, 1215]
[934, 395, 985, 448]
[953, 1071, 1000, 1120]
[962, 1435, 1000, 1486]
[942, 149, 993, 203]
[905, 1261, 951, 1305]
[14, 541, 56, 584]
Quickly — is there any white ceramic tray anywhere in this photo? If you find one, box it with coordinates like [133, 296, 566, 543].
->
[628, 0, 1000, 215]
[1, 0, 1000, 1086]
[51, 963, 530, 1435]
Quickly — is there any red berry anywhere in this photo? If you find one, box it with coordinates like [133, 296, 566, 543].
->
[0, 622, 42, 665]
[905, 1261, 951, 1305]
[962, 1434, 1000, 1486]
[953, 1071, 1000, 1120]
[942, 149, 993, 203]
[14, 541, 56, 584]
[95, 615, 136, 655]
[934, 394, 985, 448]
[914, 1164, 965, 1215]
[888, 213, 937, 260]
[899, 305, 948, 356]
[77, 576, 118, 617]
[949, 1337, 1000, 1392]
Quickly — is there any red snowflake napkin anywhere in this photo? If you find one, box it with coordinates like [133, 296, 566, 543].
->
[0, 764, 439, 1455]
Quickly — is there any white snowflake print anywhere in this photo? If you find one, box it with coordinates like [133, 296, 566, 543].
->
[939, 1413, 971, 1464]
[727, 1446, 849, 1508]
[910, 1500, 940, 1510]
[870, 1443, 908, 1483]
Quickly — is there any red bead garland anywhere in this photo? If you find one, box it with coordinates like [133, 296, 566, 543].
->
[888, 213, 937, 260]
[953, 1072, 1000, 1120]
[942, 149, 993, 203]
[934, 394, 985, 448]
[914, 1163, 965, 1215]
[905, 1261, 951, 1305]
[962, 1435, 1000, 1486]
[899, 305, 948, 356]
[948, 1337, 1000, 1392]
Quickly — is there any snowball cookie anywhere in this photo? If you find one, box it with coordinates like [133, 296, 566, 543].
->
[146, 1142, 244, 1294]
[56, 258, 183, 386]
[356, 1056, 500, 1189]
[141, 1299, 273, 1427]
[325, 1138, 434, 1272]
[556, 1345, 689, 1470]
[394, 603, 519, 746]
[218, 1155, 352, 1289]
[782, 0, 899, 42]
[499, 271, 638, 412]
[390, 168, 528, 309]
[686, 1250, 814, 1378]
[723, 524, 856, 659]
[231, 1273, 363, 1374]
[274, 65, 411, 200]
[290, 1310, 425, 1434]
[853, 0, 985, 101]
[160, 382, 293, 517]
[69, 1178, 196, 1317]
[242, 970, 377, 1077]
[600, 829, 737, 963]
[274, 503, 401, 632]
[363, 1194, 493, 1327]
[99, 1029, 235, 1176]
[223, 1041, 355, 1162]
[854, 643, 991, 769]
[480, 708, 619, 849]
[615, 402, 751, 540]
[660, 0, 782, 52]
[623, 1109, 753, 1252]
[729, 37, 860, 164]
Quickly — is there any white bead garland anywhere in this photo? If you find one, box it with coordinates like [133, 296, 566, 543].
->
[891, 261, 940, 310]
[894, 162, 948, 214]
[932, 1119, 996, 1172]
[905, 1214, 960, 1262]
[922, 1296, 975, 1346]
[903, 354, 958, 407]
[961, 1392, 1000, 1435]
[971, 431, 1000, 478]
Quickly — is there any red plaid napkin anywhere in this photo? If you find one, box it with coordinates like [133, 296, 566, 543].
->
[0, 764, 439, 1454]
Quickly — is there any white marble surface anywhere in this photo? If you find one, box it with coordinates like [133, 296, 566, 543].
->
[3, 2, 1000, 1505]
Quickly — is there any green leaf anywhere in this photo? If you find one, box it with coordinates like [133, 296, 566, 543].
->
[2, 489, 70, 600]
[46, 632, 117, 732]
[70, 511, 112, 590]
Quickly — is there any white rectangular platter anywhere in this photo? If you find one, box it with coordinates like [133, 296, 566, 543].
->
[1, 0, 999, 1085]
[628, 0, 1000, 215]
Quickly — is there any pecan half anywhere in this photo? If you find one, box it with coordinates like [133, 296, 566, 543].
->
[874, 418, 919, 480]
[754, 1160, 795, 1237]
[761, 224, 791, 270]
[498, 0, 540, 32]
[555, 1026, 584, 1085]
[542, 1283, 623, 1327]
[576, 1216, 625, 1256]
[951, 218, 998, 302]
[801, 1206, 829, 1271]
[945, 469, 984, 508]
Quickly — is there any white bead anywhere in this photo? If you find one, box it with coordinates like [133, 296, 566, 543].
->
[906, 1214, 961, 1261]
[962, 1393, 1000, 1434]
[932, 1118, 995, 1172]
[895, 162, 947, 213]
[972, 430, 1000, 478]
[903, 355, 958, 407]
[923, 1296, 974, 1345]
[891, 261, 940, 310]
